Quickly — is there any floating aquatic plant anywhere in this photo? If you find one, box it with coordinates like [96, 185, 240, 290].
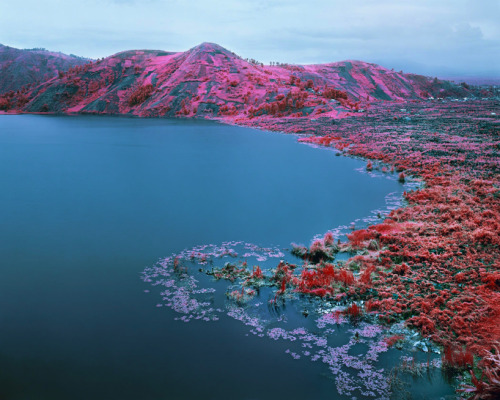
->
[142, 239, 447, 399]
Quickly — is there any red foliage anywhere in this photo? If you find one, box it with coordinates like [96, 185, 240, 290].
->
[251, 266, 263, 279]
[347, 229, 375, 247]
[384, 335, 405, 347]
[280, 278, 287, 293]
[370, 223, 399, 235]
[392, 263, 410, 276]
[309, 288, 329, 297]
[322, 87, 348, 100]
[229, 98, 499, 397]
[365, 299, 381, 312]
[345, 303, 362, 317]
[360, 264, 376, 285]
[0, 97, 10, 110]
[482, 273, 500, 290]
[338, 269, 355, 285]
[5, 50, 497, 396]
[323, 232, 335, 246]
[128, 84, 154, 106]
[297, 264, 356, 298]
[408, 315, 436, 334]
[443, 345, 474, 369]
[472, 228, 500, 246]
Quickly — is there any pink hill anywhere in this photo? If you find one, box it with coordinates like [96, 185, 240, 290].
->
[0, 42, 473, 119]
[0, 44, 89, 95]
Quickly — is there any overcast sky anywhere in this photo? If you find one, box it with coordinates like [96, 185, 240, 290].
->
[1, 0, 499, 78]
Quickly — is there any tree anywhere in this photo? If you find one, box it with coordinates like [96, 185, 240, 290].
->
[0, 98, 10, 111]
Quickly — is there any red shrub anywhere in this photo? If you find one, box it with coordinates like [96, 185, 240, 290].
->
[384, 335, 405, 347]
[280, 278, 286, 293]
[347, 229, 375, 247]
[360, 265, 376, 285]
[128, 84, 154, 106]
[323, 232, 334, 246]
[365, 299, 381, 312]
[0, 98, 10, 110]
[393, 263, 410, 276]
[443, 345, 474, 369]
[251, 266, 263, 279]
[408, 315, 436, 334]
[337, 269, 355, 285]
[323, 87, 348, 100]
[345, 303, 362, 317]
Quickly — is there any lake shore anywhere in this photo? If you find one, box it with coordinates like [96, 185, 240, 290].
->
[1, 98, 498, 397]
[0, 114, 417, 399]
[222, 98, 499, 398]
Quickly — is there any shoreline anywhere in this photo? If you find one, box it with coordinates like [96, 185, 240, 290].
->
[2, 99, 499, 396]
[204, 98, 499, 397]
[232, 99, 499, 397]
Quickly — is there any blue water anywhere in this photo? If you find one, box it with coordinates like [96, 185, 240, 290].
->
[0, 115, 453, 399]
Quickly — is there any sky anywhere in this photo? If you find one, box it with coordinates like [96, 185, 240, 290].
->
[1, 0, 499, 78]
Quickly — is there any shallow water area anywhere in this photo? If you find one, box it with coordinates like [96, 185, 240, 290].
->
[144, 240, 456, 400]
[0, 115, 455, 399]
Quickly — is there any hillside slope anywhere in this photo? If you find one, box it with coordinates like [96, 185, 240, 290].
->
[1, 42, 472, 118]
[0, 44, 89, 94]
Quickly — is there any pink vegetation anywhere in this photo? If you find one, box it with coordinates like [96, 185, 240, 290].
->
[0, 42, 476, 120]
[1, 42, 497, 396]
[384, 335, 405, 347]
[246, 100, 499, 396]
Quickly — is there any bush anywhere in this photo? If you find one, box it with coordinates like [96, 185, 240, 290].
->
[323, 87, 348, 100]
[0, 98, 10, 111]
[128, 84, 154, 106]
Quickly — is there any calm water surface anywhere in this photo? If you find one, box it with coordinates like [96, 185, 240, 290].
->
[0, 115, 454, 399]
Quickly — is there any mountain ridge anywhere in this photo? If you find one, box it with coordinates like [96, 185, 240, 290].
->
[0, 42, 475, 119]
[0, 44, 89, 94]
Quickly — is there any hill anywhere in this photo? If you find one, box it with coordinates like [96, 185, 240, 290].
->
[0, 42, 473, 119]
[0, 44, 89, 95]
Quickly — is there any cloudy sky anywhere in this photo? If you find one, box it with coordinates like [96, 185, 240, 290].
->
[1, 0, 499, 78]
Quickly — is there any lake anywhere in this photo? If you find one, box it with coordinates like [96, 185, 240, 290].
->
[0, 115, 454, 399]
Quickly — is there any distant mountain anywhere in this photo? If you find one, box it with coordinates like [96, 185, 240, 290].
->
[1, 42, 473, 118]
[440, 76, 500, 86]
[0, 44, 89, 94]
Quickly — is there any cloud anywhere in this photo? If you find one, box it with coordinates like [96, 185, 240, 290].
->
[0, 0, 498, 77]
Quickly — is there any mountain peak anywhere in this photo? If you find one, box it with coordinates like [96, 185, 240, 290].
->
[191, 42, 228, 52]
[187, 42, 236, 57]
[182, 42, 238, 65]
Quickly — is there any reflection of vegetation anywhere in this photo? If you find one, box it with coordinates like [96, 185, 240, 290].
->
[389, 367, 413, 400]
[388, 368, 413, 400]
[226, 287, 256, 305]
